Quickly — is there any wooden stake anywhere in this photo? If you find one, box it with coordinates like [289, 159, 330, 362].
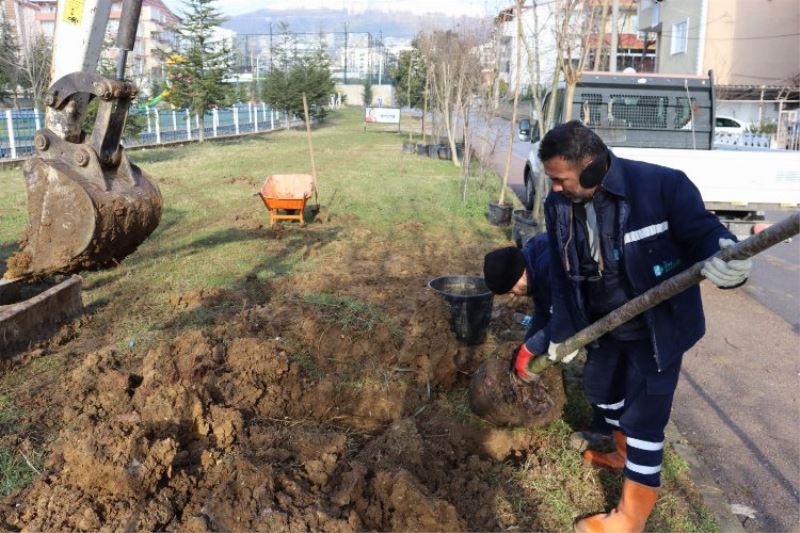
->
[302, 93, 320, 209]
[527, 213, 800, 374]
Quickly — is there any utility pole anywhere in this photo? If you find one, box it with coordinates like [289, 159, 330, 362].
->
[610, 0, 619, 72]
[343, 23, 348, 84]
[269, 22, 273, 69]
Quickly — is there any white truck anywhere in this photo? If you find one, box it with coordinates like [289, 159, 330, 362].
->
[519, 72, 800, 238]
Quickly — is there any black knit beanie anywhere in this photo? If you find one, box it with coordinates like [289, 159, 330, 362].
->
[483, 247, 526, 294]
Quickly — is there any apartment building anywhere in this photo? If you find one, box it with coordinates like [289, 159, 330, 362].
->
[637, 0, 799, 86]
[1, 0, 41, 51]
[28, 0, 178, 92]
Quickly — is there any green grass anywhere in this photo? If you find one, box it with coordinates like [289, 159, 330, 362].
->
[303, 292, 392, 337]
[0, 449, 44, 499]
[0, 395, 20, 431]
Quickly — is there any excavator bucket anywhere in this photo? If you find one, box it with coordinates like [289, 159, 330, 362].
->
[1, 0, 162, 280]
[4, 73, 162, 279]
[8, 137, 161, 278]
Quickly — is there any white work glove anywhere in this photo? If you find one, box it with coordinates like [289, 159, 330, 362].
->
[547, 341, 579, 364]
[701, 238, 752, 288]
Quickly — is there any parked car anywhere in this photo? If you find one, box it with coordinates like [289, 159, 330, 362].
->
[715, 115, 746, 134]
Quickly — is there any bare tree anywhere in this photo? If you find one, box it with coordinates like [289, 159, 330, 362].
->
[421, 28, 483, 168]
[0, 27, 52, 110]
[498, 0, 525, 206]
[592, 0, 610, 71]
[557, 0, 596, 122]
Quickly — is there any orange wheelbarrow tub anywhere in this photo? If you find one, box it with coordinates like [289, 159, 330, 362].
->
[259, 174, 316, 227]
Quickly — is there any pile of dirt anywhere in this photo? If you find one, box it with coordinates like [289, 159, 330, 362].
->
[1, 233, 564, 531]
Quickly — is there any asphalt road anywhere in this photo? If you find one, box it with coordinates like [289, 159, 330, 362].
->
[474, 118, 800, 532]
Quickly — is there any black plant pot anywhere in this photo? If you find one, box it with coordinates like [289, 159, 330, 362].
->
[438, 145, 452, 160]
[427, 144, 440, 158]
[416, 143, 428, 156]
[487, 201, 513, 226]
[402, 141, 416, 154]
[512, 209, 539, 247]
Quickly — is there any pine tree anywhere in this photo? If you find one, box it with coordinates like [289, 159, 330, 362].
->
[261, 26, 334, 122]
[391, 43, 426, 109]
[362, 78, 373, 107]
[162, 0, 232, 141]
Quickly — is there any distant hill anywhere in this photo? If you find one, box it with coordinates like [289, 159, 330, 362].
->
[221, 8, 486, 41]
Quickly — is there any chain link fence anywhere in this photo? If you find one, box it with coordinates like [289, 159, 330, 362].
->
[0, 102, 292, 160]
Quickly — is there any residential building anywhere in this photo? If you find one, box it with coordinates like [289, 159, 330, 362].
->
[2, 0, 43, 51]
[29, 0, 179, 94]
[637, 0, 799, 86]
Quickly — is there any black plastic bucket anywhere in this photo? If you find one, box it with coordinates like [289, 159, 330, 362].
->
[487, 202, 513, 226]
[402, 141, 416, 154]
[416, 143, 428, 156]
[428, 275, 494, 345]
[438, 145, 452, 160]
[512, 209, 539, 247]
[427, 144, 440, 158]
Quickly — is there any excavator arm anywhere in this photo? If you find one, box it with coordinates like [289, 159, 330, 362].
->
[4, 0, 162, 279]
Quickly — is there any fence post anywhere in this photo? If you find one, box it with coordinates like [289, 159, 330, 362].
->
[146, 110, 152, 133]
[172, 110, 177, 132]
[254, 103, 259, 132]
[233, 106, 240, 135]
[154, 109, 161, 144]
[262, 102, 267, 123]
[248, 102, 253, 125]
[212, 108, 218, 137]
[5, 109, 17, 159]
[34, 108, 41, 130]
[270, 109, 275, 130]
[185, 109, 191, 140]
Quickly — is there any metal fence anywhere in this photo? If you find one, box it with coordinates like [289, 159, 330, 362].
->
[0, 102, 290, 160]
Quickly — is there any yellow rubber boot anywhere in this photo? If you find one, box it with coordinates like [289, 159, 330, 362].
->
[583, 430, 626, 470]
[574, 479, 659, 533]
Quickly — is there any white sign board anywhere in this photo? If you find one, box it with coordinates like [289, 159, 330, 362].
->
[365, 107, 400, 124]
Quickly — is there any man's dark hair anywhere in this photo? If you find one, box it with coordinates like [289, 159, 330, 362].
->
[538, 120, 608, 163]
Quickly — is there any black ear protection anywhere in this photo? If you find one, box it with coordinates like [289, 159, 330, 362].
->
[579, 149, 610, 188]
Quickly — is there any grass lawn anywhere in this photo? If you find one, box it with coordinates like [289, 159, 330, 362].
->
[0, 108, 718, 531]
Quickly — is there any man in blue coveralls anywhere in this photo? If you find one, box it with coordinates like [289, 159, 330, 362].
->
[533, 121, 752, 533]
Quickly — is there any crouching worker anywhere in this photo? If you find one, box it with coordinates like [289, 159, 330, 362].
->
[484, 233, 612, 449]
[483, 233, 553, 378]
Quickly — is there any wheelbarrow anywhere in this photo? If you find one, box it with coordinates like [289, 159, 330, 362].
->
[258, 174, 316, 227]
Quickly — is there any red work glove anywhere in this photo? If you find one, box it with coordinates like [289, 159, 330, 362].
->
[511, 343, 537, 382]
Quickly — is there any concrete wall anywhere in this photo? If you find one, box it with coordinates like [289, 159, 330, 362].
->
[336, 84, 396, 107]
[716, 100, 781, 127]
[703, 0, 800, 86]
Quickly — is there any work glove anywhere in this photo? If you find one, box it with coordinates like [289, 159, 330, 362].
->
[547, 341, 580, 363]
[511, 344, 537, 382]
[701, 238, 752, 288]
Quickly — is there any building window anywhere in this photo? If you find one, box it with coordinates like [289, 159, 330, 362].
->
[671, 19, 688, 55]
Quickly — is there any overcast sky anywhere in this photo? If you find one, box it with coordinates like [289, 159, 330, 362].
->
[161, 0, 499, 18]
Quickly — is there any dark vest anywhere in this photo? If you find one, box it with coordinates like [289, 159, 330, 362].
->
[573, 193, 649, 341]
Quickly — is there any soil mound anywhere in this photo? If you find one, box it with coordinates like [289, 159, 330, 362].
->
[2, 235, 564, 531]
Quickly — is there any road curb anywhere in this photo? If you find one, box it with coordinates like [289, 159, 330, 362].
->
[666, 420, 746, 532]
